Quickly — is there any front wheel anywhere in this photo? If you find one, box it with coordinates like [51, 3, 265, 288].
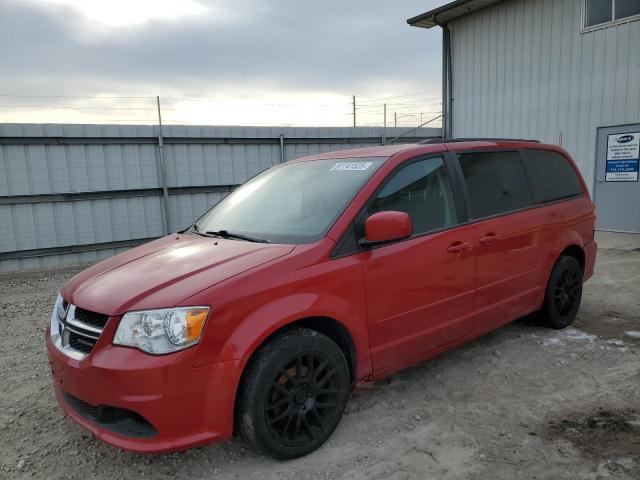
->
[237, 328, 350, 459]
[538, 255, 583, 329]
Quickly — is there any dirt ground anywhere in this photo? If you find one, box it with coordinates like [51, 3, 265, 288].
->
[1, 236, 639, 480]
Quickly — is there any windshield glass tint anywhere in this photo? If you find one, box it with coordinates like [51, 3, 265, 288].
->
[195, 158, 385, 244]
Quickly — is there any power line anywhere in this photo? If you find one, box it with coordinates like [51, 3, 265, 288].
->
[0, 92, 442, 128]
[0, 105, 172, 111]
[0, 94, 154, 99]
[358, 99, 441, 108]
[358, 94, 441, 105]
[357, 104, 441, 113]
[383, 101, 442, 107]
[161, 97, 348, 108]
[24, 119, 166, 122]
[358, 91, 440, 102]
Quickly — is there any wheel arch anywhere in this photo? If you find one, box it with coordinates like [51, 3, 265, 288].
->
[545, 230, 586, 276]
[534, 231, 587, 307]
[558, 244, 585, 272]
[232, 315, 358, 435]
[239, 316, 357, 384]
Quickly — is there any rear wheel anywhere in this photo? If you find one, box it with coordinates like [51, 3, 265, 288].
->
[237, 328, 350, 459]
[538, 255, 583, 329]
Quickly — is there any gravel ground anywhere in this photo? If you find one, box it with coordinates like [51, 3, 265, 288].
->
[1, 242, 639, 479]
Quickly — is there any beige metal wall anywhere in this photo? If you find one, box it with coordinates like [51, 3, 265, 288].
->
[448, 0, 640, 191]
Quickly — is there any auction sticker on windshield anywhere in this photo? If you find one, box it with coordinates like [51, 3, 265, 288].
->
[330, 162, 373, 171]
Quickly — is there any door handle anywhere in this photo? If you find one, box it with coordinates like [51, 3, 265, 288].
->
[479, 232, 497, 245]
[447, 241, 471, 253]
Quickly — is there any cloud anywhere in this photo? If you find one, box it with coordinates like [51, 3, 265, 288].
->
[0, 0, 444, 126]
[41, 0, 209, 27]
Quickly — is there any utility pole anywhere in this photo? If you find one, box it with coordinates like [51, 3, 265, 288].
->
[381, 103, 388, 145]
[156, 96, 171, 234]
[383, 103, 387, 129]
[352, 95, 356, 127]
[394, 111, 397, 128]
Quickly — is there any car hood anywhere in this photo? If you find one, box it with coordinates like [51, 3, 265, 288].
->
[61, 234, 295, 316]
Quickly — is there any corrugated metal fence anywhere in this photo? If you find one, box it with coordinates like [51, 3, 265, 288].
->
[0, 123, 441, 272]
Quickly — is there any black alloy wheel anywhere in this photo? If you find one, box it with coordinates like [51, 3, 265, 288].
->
[266, 351, 341, 447]
[238, 328, 350, 459]
[553, 263, 582, 317]
[538, 255, 583, 329]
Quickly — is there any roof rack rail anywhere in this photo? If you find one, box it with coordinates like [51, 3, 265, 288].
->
[419, 137, 541, 144]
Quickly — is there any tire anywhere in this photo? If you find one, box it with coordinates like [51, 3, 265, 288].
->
[237, 327, 350, 459]
[538, 255, 583, 329]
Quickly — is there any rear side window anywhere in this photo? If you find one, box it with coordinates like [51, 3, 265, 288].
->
[521, 149, 583, 204]
[458, 151, 533, 219]
[369, 157, 458, 235]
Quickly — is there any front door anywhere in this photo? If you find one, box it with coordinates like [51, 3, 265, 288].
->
[594, 124, 640, 233]
[361, 155, 476, 373]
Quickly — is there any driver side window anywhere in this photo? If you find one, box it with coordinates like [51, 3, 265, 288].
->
[369, 157, 458, 235]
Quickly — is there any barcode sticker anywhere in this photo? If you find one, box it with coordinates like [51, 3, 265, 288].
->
[330, 162, 372, 171]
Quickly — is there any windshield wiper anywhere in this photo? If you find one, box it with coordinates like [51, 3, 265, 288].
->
[191, 223, 212, 237]
[205, 229, 270, 243]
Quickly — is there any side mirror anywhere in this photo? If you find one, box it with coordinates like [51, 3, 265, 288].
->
[362, 211, 412, 246]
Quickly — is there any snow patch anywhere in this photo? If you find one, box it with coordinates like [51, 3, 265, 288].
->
[559, 328, 597, 342]
[624, 330, 640, 339]
[542, 338, 566, 347]
[542, 329, 596, 348]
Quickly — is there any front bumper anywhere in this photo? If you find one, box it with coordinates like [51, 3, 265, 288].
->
[46, 325, 241, 453]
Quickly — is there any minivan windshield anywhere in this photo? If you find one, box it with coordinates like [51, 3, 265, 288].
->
[194, 157, 385, 244]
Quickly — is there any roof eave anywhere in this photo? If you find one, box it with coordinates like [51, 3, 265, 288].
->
[407, 0, 505, 29]
[406, 14, 440, 29]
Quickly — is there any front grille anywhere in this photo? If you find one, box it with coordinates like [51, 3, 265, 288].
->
[52, 297, 110, 359]
[63, 392, 157, 439]
[68, 331, 96, 354]
[64, 391, 100, 418]
[74, 307, 109, 329]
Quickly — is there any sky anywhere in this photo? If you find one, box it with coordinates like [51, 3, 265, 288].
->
[0, 0, 444, 127]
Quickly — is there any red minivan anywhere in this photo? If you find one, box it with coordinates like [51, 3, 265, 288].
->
[47, 139, 597, 458]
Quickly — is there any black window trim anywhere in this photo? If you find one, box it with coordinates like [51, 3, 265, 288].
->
[518, 148, 585, 205]
[331, 147, 587, 259]
[331, 152, 467, 258]
[330, 219, 358, 259]
[452, 148, 586, 225]
[582, 0, 640, 32]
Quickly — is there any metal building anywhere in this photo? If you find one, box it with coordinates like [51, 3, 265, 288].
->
[408, 0, 640, 233]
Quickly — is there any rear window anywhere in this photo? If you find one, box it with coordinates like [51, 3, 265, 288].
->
[458, 151, 533, 219]
[521, 149, 583, 204]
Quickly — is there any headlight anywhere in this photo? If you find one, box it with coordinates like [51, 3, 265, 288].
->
[113, 307, 209, 354]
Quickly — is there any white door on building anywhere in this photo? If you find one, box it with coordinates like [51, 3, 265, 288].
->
[594, 124, 640, 233]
